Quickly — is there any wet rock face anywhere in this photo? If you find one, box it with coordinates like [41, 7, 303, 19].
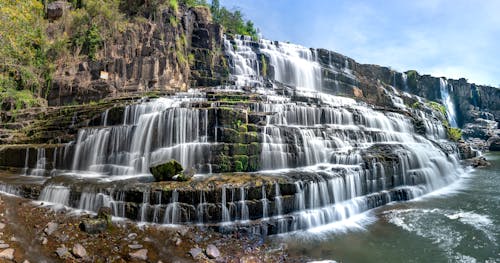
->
[488, 136, 500, 151]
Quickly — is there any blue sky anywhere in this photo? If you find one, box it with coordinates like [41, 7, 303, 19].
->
[219, 0, 500, 86]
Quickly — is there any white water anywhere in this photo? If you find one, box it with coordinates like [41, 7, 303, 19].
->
[439, 78, 458, 127]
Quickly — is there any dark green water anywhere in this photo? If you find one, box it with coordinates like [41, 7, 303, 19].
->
[284, 153, 500, 263]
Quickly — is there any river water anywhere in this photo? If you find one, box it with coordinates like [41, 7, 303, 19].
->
[283, 153, 500, 262]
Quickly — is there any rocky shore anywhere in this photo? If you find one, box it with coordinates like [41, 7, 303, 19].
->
[0, 192, 292, 263]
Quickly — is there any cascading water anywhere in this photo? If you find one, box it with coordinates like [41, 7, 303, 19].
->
[440, 78, 458, 127]
[28, 34, 464, 236]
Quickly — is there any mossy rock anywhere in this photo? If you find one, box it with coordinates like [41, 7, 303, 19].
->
[233, 155, 249, 172]
[248, 155, 261, 171]
[149, 159, 184, 182]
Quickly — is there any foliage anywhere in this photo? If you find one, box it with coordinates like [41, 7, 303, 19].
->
[210, 0, 258, 39]
[179, 0, 207, 7]
[427, 101, 447, 116]
[447, 127, 462, 142]
[0, 0, 48, 99]
[169, 0, 178, 13]
[405, 70, 418, 89]
[410, 101, 421, 109]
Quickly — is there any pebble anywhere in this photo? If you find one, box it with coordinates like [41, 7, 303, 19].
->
[0, 223, 5, 230]
[128, 233, 137, 240]
[44, 222, 58, 236]
[9, 236, 17, 242]
[56, 246, 71, 259]
[129, 248, 148, 261]
[239, 256, 262, 263]
[128, 244, 143, 249]
[189, 247, 203, 259]
[175, 238, 182, 246]
[0, 248, 14, 260]
[0, 244, 9, 249]
[206, 244, 220, 259]
[72, 243, 87, 258]
[41, 237, 48, 245]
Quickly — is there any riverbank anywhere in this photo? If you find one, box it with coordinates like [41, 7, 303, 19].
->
[0, 193, 289, 262]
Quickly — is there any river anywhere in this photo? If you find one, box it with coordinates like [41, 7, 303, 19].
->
[283, 153, 500, 262]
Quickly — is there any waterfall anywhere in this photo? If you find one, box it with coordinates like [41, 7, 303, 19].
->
[439, 78, 458, 127]
[24, 34, 465, 236]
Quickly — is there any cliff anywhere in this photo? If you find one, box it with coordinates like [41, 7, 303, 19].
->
[48, 4, 229, 106]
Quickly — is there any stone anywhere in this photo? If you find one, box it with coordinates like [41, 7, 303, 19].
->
[128, 233, 138, 239]
[0, 248, 14, 260]
[41, 237, 48, 245]
[129, 249, 148, 261]
[44, 222, 59, 235]
[0, 223, 5, 230]
[175, 238, 182, 246]
[47, 1, 70, 21]
[128, 244, 143, 249]
[150, 160, 184, 181]
[79, 218, 108, 234]
[205, 244, 220, 259]
[0, 244, 9, 249]
[189, 247, 203, 259]
[488, 136, 500, 151]
[56, 246, 71, 259]
[177, 227, 189, 237]
[72, 243, 87, 258]
[239, 256, 262, 263]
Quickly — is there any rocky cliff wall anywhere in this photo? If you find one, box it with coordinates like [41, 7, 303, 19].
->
[48, 5, 229, 106]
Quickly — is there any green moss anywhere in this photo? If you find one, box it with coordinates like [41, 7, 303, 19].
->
[150, 159, 183, 181]
[218, 154, 231, 172]
[169, 0, 179, 13]
[169, 16, 178, 27]
[248, 155, 260, 171]
[427, 101, 447, 116]
[405, 70, 418, 89]
[411, 101, 421, 109]
[447, 127, 462, 142]
[234, 155, 249, 172]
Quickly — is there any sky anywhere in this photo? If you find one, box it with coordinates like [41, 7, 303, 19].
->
[219, 0, 500, 87]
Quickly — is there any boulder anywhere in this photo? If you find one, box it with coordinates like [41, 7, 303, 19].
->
[150, 160, 183, 181]
[72, 243, 87, 258]
[488, 136, 500, 151]
[0, 248, 14, 260]
[206, 244, 220, 259]
[44, 222, 59, 236]
[79, 218, 108, 234]
[47, 1, 70, 21]
[189, 247, 203, 259]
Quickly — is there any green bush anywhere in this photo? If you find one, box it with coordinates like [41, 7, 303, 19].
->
[447, 127, 462, 142]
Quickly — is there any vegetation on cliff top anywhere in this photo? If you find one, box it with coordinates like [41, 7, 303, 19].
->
[0, 0, 257, 112]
